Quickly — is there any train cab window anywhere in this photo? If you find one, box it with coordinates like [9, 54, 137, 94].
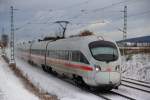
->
[89, 41, 119, 62]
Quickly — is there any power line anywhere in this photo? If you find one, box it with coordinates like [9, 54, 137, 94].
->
[70, 21, 105, 25]
[112, 9, 150, 21]
[14, 0, 130, 32]
[42, 1, 91, 24]
[67, 0, 130, 21]
[92, 0, 129, 13]
[128, 10, 150, 18]
[52, 9, 150, 29]
[14, 9, 54, 32]
[59, 0, 91, 10]
[15, 0, 150, 40]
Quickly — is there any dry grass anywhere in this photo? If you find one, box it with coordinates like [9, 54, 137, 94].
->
[2, 56, 58, 100]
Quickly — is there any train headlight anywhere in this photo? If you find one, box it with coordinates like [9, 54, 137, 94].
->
[115, 65, 120, 71]
[94, 65, 101, 71]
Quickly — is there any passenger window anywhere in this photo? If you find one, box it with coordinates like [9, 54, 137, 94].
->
[72, 51, 80, 62]
[72, 51, 89, 64]
[65, 50, 69, 60]
[80, 53, 89, 64]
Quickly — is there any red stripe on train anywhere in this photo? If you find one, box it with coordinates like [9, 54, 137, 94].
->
[28, 54, 93, 71]
[65, 63, 93, 71]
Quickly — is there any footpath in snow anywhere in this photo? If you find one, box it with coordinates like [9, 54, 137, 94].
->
[0, 56, 39, 100]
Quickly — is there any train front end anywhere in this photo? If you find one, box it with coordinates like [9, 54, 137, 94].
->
[89, 40, 121, 89]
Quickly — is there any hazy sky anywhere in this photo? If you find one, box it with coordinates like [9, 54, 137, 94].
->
[0, 0, 150, 41]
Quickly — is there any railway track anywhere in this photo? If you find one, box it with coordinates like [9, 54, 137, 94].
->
[62, 78, 136, 100]
[121, 78, 150, 93]
[122, 77, 150, 84]
[49, 72, 136, 100]
[98, 91, 136, 100]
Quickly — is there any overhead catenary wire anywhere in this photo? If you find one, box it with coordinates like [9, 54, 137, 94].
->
[58, 0, 91, 10]
[91, 0, 130, 13]
[15, 0, 92, 31]
[127, 10, 150, 18]
[66, 0, 131, 21]
[111, 9, 150, 21]
[14, 0, 149, 41]
[14, 0, 132, 32]
[65, 0, 147, 24]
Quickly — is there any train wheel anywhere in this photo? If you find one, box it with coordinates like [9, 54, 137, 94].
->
[42, 64, 47, 72]
[74, 76, 87, 87]
[47, 66, 52, 73]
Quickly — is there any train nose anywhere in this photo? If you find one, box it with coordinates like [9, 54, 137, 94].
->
[95, 72, 121, 85]
[109, 72, 121, 84]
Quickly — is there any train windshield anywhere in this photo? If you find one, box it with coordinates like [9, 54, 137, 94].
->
[89, 40, 119, 62]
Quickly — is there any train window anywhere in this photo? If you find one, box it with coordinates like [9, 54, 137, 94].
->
[89, 40, 119, 62]
[58, 50, 65, 60]
[72, 51, 80, 62]
[65, 50, 69, 60]
[48, 50, 52, 57]
[71, 51, 89, 64]
[47, 50, 49, 56]
[41, 50, 45, 56]
[53, 50, 56, 58]
[47, 50, 89, 64]
[80, 52, 89, 64]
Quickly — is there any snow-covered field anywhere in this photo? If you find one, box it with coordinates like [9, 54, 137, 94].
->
[122, 53, 150, 82]
[0, 56, 39, 100]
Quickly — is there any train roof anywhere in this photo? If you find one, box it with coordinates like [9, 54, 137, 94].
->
[50, 35, 114, 44]
[17, 35, 116, 50]
[46, 35, 116, 51]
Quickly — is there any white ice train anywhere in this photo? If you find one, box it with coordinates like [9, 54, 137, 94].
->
[17, 35, 121, 90]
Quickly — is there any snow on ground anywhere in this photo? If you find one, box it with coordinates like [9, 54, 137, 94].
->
[15, 56, 150, 100]
[0, 56, 39, 100]
[121, 53, 150, 82]
[15, 57, 102, 100]
[113, 85, 150, 100]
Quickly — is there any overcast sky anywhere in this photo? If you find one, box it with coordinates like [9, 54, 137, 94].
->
[0, 0, 150, 41]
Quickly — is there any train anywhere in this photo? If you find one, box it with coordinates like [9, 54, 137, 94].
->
[16, 35, 121, 90]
